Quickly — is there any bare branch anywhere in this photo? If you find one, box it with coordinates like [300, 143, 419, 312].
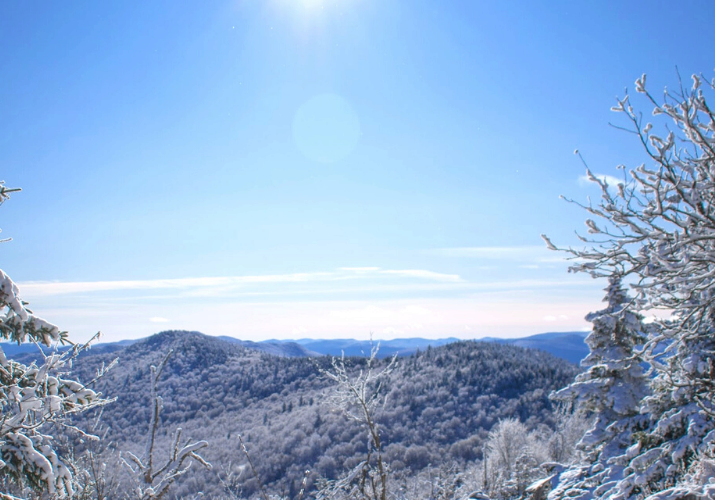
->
[122, 349, 211, 500]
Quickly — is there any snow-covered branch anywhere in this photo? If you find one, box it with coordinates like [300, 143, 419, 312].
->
[318, 343, 396, 500]
[122, 350, 211, 500]
[0, 276, 113, 497]
[544, 72, 715, 500]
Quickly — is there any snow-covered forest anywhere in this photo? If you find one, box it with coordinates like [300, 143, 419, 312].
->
[2, 70, 715, 499]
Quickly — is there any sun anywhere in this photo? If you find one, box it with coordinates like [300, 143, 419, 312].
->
[299, 0, 326, 8]
[276, 0, 346, 15]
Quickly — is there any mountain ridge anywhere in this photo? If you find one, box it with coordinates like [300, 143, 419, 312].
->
[1, 330, 588, 364]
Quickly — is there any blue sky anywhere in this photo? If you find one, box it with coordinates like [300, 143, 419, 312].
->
[1, 1, 714, 343]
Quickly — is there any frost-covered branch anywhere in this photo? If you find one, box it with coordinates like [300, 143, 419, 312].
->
[121, 350, 211, 500]
[543, 72, 715, 500]
[0, 280, 112, 497]
[317, 342, 396, 500]
[0, 185, 114, 498]
[542, 72, 715, 405]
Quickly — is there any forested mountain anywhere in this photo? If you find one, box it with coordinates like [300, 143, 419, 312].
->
[483, 332, 588, 365]
[215, 336, 319, 357]
[265, 333, 588, 362]
[2, 331, 587, 367]
[65, 330, 578, 498]
[2, 336, 316, 362]
[284, 337, 460, 358]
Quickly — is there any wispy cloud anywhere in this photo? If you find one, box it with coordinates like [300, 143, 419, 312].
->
[543, 314, 569, 322]
[428, 246, 566, 265]
[43, 295, 599, 344]
[20, 273, 336, 296]
[379, 269, 462, 282]
[18, 266, 605, 344]
[430, 246, 546, 259]
[578, 173, 624, 187]
[22, 277, 596, 306]
[18, 267, 463, 297]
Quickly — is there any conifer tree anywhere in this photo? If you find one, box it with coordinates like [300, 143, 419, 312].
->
[548, 278, 649, 500]
[553, 277, 647, 456]
[0, 183, 112, 498]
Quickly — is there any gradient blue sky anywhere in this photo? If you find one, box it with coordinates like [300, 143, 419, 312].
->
[2, 1, 714, 343]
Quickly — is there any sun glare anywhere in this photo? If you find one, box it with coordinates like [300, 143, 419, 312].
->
[276, 0, 353, 17]
[299, 0, 326, 8]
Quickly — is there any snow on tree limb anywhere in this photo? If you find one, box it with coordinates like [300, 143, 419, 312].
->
[317, 342, 396, 500]
[0, 186, 114, 498]
[545, 72, 715, 499]
[121, 349, 211, 500]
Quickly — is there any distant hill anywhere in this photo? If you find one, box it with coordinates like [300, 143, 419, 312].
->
[217, 336, 320, 357]
[1, 338, 139, 366]
[2, 330, 588, 369]
[0, 341, 81, 358]
[66, 330, 578, 499]
[1, 331, 588, 366]
[279, 337, 461, 358]
[268, 332, 588, 364]
[481, 331, 588, 365]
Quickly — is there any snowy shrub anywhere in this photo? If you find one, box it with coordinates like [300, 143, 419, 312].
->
[483, 418, 562, 499]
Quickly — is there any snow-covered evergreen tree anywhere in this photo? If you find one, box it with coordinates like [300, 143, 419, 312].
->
[553, 277, 648, 456]
[543, 72, 715, 499]
[548, 278, 649, 500]
[0, 183, 112, 498]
